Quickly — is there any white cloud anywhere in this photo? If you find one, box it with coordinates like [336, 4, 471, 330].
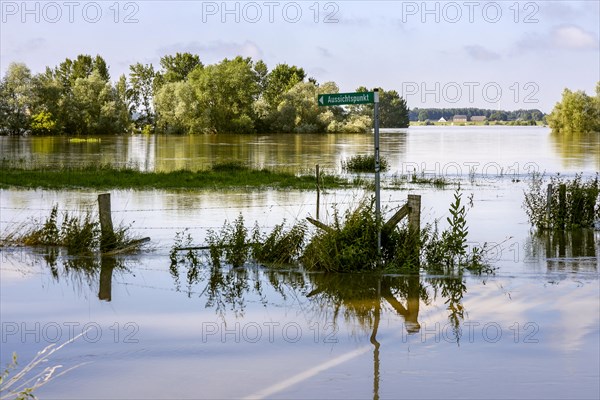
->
[552, 25, 599, 50]
[514, 25, 599, 54]
[464, 45, 501, 61]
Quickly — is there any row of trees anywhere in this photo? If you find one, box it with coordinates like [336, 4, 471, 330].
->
[0, 53, 410, 135]
[409, 107, 545, 122]
[547, 83, 600, 134]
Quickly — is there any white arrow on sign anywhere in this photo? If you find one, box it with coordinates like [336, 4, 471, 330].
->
[318, 95, 324, 105]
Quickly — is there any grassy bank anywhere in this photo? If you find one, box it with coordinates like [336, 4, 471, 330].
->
[0, 163, 350, 190]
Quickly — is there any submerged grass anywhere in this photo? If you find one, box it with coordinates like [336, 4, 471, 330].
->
[524, 172, 600, 230]
[170, 187, 492, 274]
[0, 163, 351, 190]
[1, 205, 145, 254]
[341, 154, 389, 173]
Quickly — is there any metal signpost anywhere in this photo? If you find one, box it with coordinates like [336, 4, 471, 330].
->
[318, 89, 381, 253]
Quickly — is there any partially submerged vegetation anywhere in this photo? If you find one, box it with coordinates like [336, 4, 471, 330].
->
[1, 205, 144, 254]
[171, 186, 492, 274]
[341, 155, 389, 173]
[524, 172, 600, 230]
[0, 162, 350, 190]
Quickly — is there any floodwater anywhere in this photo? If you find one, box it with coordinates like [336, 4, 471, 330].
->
[1, 127, 599, 399]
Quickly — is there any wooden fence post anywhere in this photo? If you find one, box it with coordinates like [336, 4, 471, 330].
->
[316, 164, 320, 220]
[98, 256, 116, 301]
[98, 193, 116, 251]
[407, 195, 421, 235]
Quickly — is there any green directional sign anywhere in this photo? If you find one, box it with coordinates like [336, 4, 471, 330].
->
[318, 92, 374, 106]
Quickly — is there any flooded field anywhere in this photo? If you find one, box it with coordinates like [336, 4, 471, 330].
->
[1, 127, 599, 399]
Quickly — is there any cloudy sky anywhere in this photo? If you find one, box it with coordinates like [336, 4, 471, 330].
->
[1, 0, 598, 112]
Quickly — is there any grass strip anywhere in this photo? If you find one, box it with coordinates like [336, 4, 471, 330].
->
[0, 164, 350, 191]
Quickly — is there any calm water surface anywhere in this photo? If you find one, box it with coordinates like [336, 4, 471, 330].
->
[1, 127, 599, 399]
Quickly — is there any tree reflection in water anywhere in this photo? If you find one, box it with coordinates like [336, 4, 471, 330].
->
[170, 253, 478, 400]
[525, 229, 599, 272]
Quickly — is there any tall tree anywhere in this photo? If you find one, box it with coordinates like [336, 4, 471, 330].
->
[0, 63, 33, 135]
[547, 83, 600, 134]
[263, 64, 306, 108]
[189, 56, 261, 133]
[379, 90, 409, 128]
[158, 52, 203, 85]
[128, 63, 156, 129]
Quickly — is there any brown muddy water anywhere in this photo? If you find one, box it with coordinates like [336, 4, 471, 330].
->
[1, 127, 599, 399]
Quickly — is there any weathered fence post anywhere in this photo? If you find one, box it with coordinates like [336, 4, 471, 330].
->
[316, 164, 320, 220]
[99, 256, 116, 302]
[407, 195, 421, 235]
[98, 193, 116, 251]
[546, 183, 552, 229]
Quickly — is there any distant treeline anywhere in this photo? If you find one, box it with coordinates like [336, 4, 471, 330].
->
[0, 53, 410, 136]
[409, 107, 545, 122]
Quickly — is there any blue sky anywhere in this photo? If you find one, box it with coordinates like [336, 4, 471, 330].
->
[1, 0, 599, 112]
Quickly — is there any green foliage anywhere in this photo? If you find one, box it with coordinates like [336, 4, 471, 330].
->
[1, 55, 414, 135]
[422, 228, 488, 275]
[251, 221, 307, 265]
[21, 205, 61, 246]
[303, 191, 488, 273]
[341, 154, 389, 172]
[5, 204, 142, 254]
[547, 83, 600, 134]
[157, 52, 203, 84]
[301, 198, 416, 272]
[421, 186, 480, 272]
[207, 214, 251, 268]
[128, 62, 156, 129]
[409, 107, 546, 122]
[169, 191, 491, 274]
[0, 164, 353, 191]
[351, 87, 409, 128]
[60, 212, 99, 254]
[190, 56, 261, 133]
[0, 63, 33, 135]
[523, 172, 600, 230]
[210, 161, 249, 172]
[409, 171, 448, 188]
[30, 110, 57, 135]
[379, 89, 410, 128]
[263, 63, 306, 108]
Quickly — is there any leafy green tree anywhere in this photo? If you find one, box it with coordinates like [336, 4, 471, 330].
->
[71, 70, 126, 134]
[155, 80, 206, 134]
[270, 81, 321, 132]
[379, 90, 409, 128]
[263, 64, 306, 108]
[128, 63, 156, 129]
[114, 74, 132, 132]
[418, 109, 429, 122]
[156, 52, 203, 86]
[489, 111, 507, 121]
[254, 60, 268, 93]
[0, 63, 34, 135]
[30, 110, 57, 135]
[54, 54, 110, 86]
[189, 56, 260, 133]
[29, 69, 64, 134]
[547, 83, 600, 134]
